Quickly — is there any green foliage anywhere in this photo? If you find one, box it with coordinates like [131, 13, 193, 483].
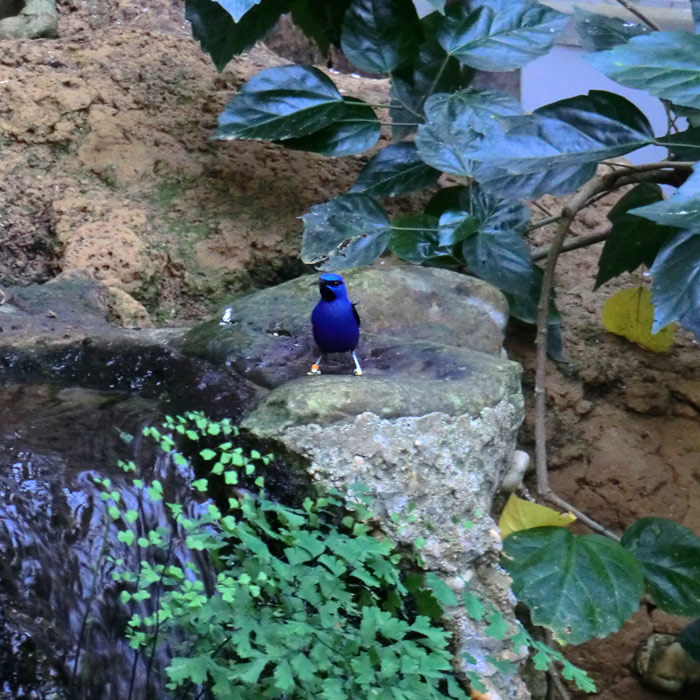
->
[621, 518, 700, 617]
[184, 0, 700, 339]
[106, 412, 472, 699]
[502, 518, 700, 647]
[503, 527, 644, 644]
[99, 413, 597, 697]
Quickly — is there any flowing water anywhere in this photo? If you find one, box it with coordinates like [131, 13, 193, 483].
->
[0, 383, 214, 700]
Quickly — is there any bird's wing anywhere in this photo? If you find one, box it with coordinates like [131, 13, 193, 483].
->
[352, 303, 361, 328]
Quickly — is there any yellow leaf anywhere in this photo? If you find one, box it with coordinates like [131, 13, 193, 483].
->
[601, 286, 674, 352]
[498, 494, 576, 540]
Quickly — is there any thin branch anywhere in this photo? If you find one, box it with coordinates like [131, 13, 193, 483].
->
[532, 230, 609, 261]
[549, 668, 573, 700]
[528, 213, 562, 232]
[612, 0, 661, 31]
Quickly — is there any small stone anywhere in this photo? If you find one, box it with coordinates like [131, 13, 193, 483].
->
[624, 381, 670, 415]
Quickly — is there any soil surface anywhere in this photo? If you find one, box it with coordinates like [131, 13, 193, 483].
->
[1, 2, 699, 699]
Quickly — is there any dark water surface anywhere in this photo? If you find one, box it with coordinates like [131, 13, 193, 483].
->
[0, 383, 203, 700]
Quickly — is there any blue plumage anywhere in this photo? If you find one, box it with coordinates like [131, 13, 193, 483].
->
[308, 273, 363, 376]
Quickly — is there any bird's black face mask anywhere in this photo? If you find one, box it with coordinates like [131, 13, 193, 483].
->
[319, 279, 339, 301]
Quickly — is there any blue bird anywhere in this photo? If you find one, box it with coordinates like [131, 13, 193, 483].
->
[308, 273, 363, 376]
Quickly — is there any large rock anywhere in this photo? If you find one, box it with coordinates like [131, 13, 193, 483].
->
[184, 265, 529, 699]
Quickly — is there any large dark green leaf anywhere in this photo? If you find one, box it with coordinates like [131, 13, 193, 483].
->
[436, 0, 568, 72]
[503, 527, 644, 644]
[280, 98, 380, 156]
[389, 214, 445, 263]
[351, 143, 440, 197]
[587, 31, 700, 110]
[681, 619, 700, 663]
[216, 0, 263, 21]
[415, 89, 522, 177]
[622, 518, 700, 617]
[389, 27, 468, 140]
[300, 194, 392, 269]
[186, 0, 288, 71]
[572, 7, 650, 52]
[290, 0, 353, 54]
[340, 0, 421, 74]
[631, 168, 700, 231]
[649, 230, 700, 333]
[214, 66, 344, 141]
[595, 184, 675, 289]
[437, 184, 533, 296]
[656, 126, 700, 161]
[469, 91, 654, 199]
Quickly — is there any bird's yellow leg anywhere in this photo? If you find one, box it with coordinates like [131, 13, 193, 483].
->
[352, 351, 363, 376]
[307, 355, 322, 375]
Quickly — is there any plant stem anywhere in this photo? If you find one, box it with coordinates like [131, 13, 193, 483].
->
[532, 230, 609, 261]
[612, 0, 661, 30]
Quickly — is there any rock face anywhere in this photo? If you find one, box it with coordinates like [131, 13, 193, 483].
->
[184, 265, 528, 699]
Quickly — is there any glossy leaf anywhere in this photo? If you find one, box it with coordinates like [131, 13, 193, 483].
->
[649, 230, 700, 333]
[280, 98, 379, 156]
[601, 287, 675, 352]
[436, 0, 568, 72]
[469, 91, 654, 199]
[340, 0, 421, 74]
[438, 209, 478, 246]
[587, 31, 700, 110]
[301, 193, 392, 269]
[573, 7, 649, 52]
[631, 168, 700, 232]
[415, 89, 522, 177]
[351, 143, 440, 197]
[503, 527, 645, 644]
[215, 66, 344, 141]
[595, 183, 675, 289]
[388, 214, 444, 263]
[622, 518, 700, 617]
[389, 30, 467, 140]
[499, 494, 575, 540]
[186, 0, 287, 71]
[216, 0, 263, 22]
[680, 619, 700, 663]
[657, 126, 700, 161]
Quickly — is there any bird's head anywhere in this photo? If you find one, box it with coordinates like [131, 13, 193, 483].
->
[318, 272, 348, 301]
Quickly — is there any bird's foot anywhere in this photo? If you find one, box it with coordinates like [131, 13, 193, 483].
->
[307, 364, 322, 376]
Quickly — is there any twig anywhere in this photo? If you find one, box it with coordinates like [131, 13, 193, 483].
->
[532, 230, 609, 261]
[550, 669, 572, 700]
[532, 158, 694, 537]
[612, 0, 661, 31]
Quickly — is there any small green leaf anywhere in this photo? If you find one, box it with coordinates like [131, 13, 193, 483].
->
[425, 572, 458, 607]
[622, 517, 700, 616]
[192, 478, 208, 492]
[199, 448, 217, 461]
[215, 65, 344, 141]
